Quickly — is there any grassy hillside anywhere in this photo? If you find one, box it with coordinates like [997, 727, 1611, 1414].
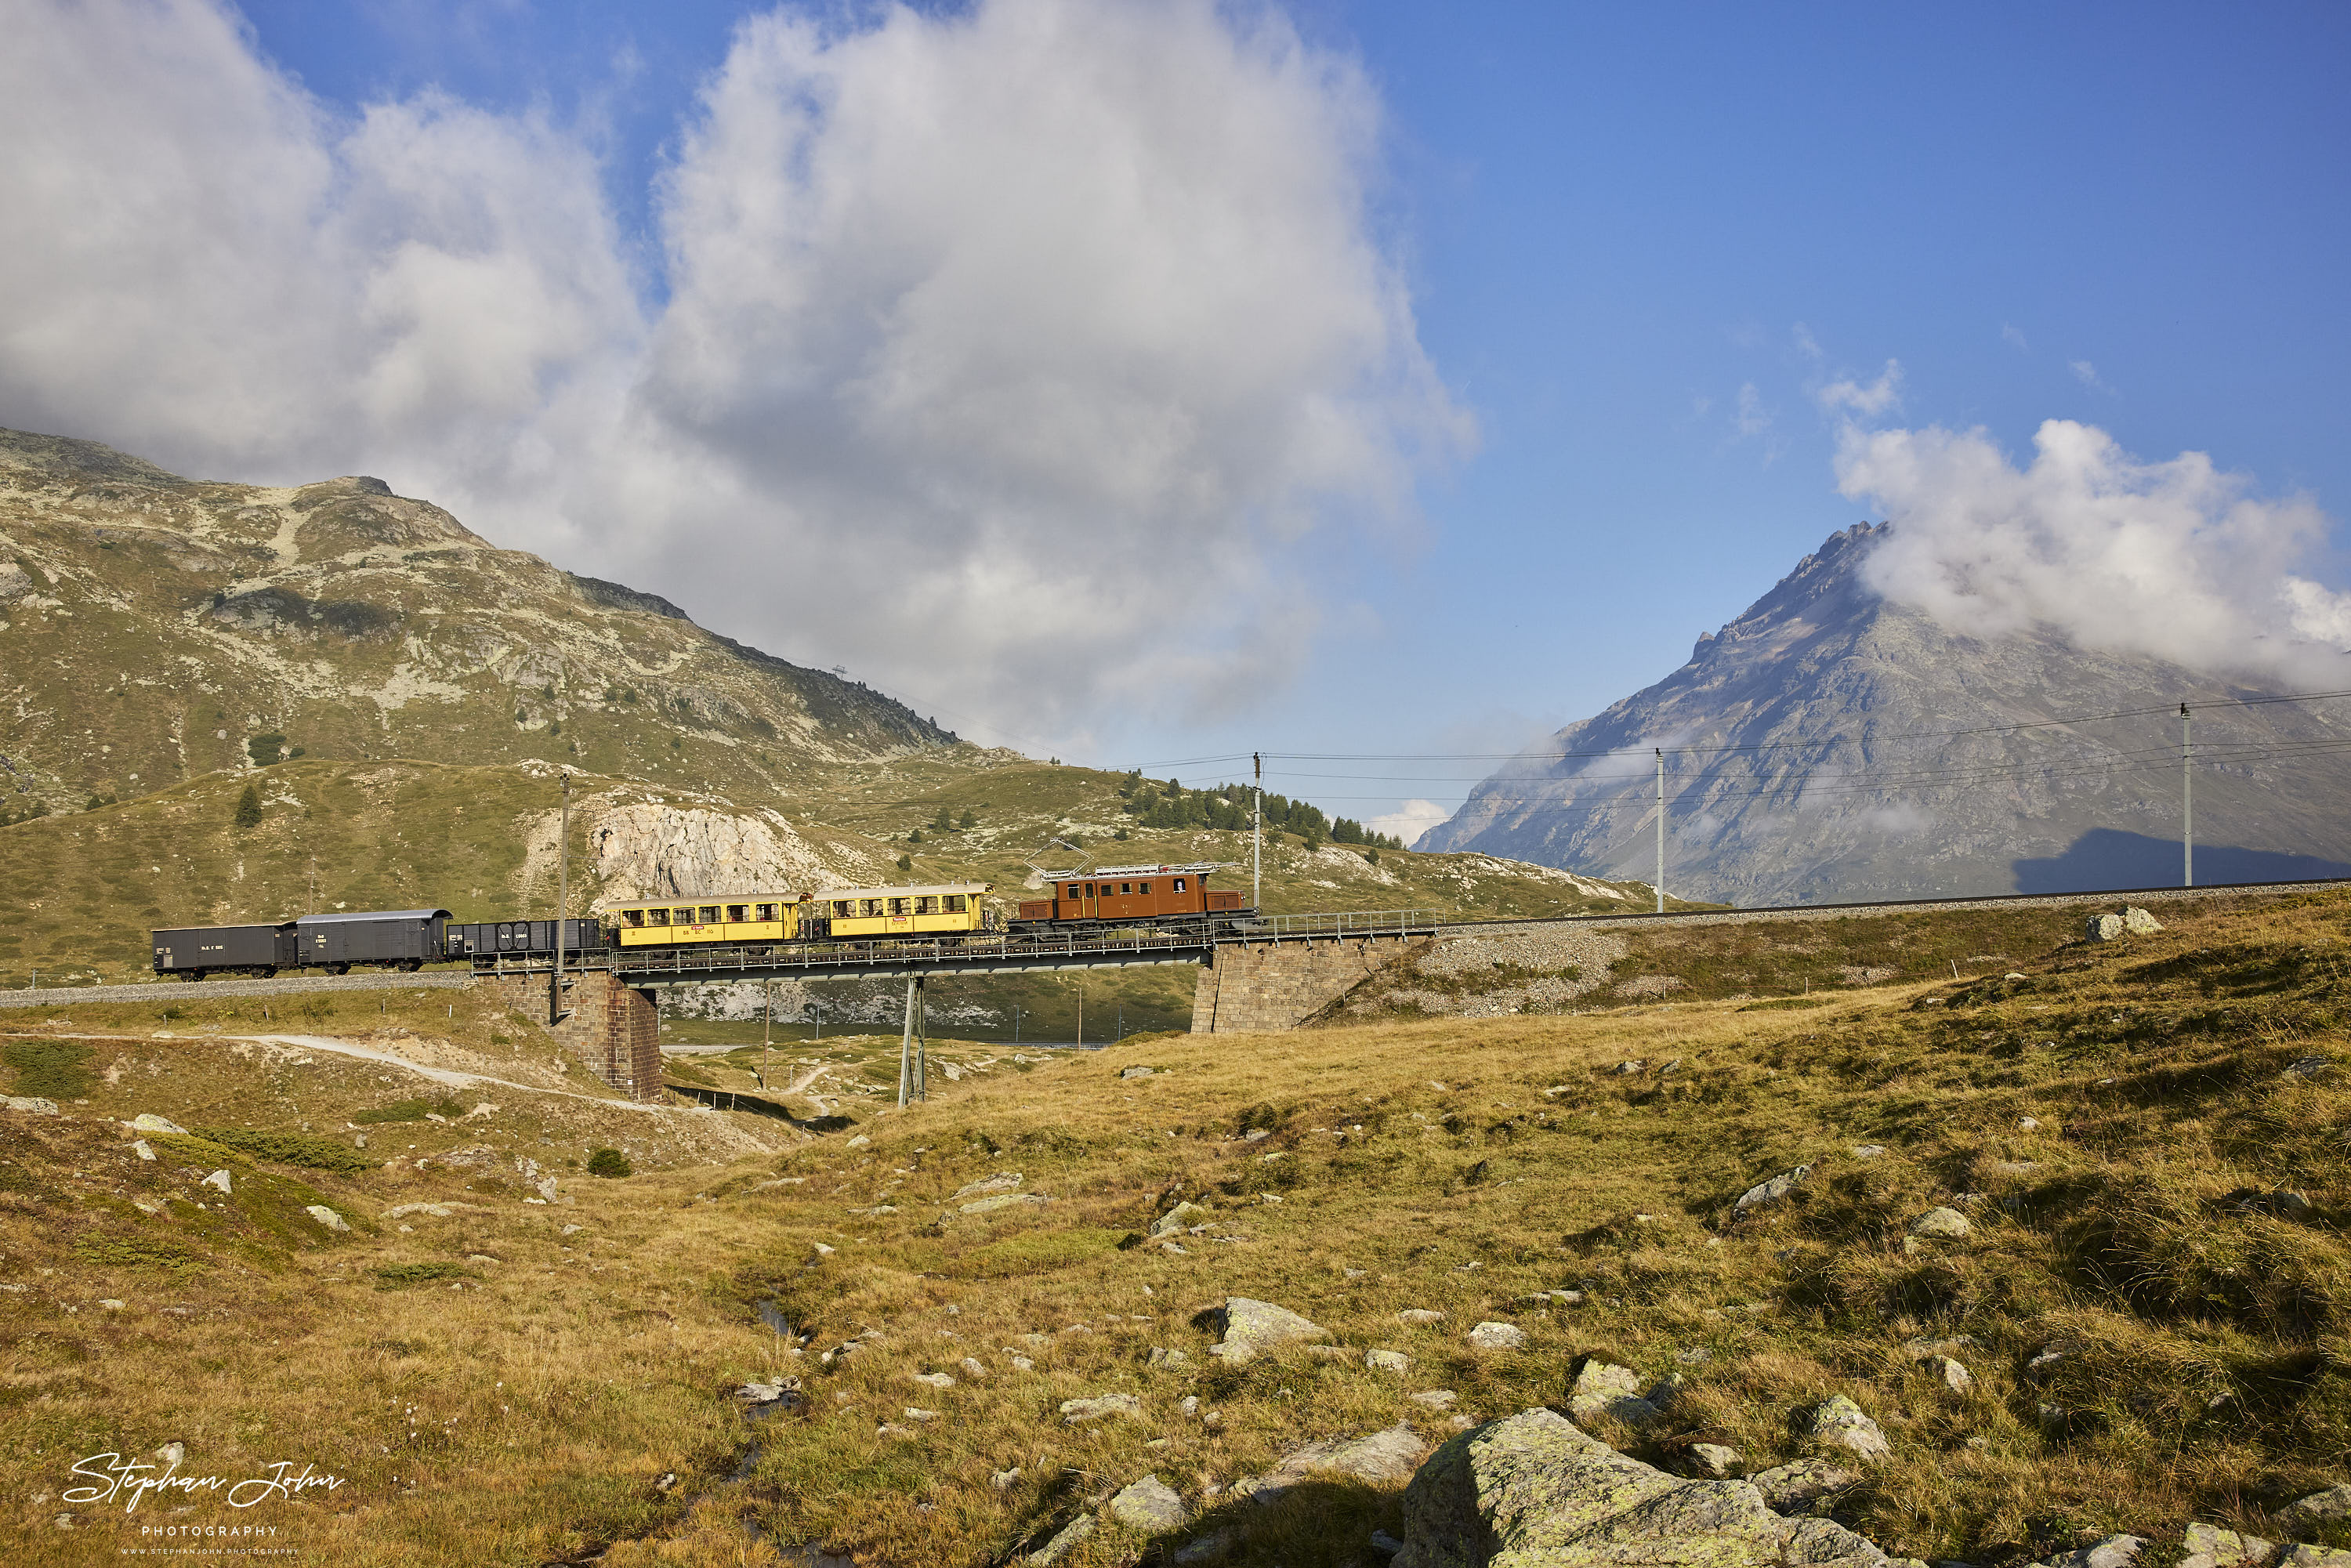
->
[4, 887, 2345, 1564]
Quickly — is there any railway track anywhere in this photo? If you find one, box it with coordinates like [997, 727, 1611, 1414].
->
[11, 877, 2343, 1010]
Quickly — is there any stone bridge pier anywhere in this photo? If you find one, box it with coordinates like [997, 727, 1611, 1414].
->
[491, 969, 664, 1103]
[1190, 935, 1424, 1034]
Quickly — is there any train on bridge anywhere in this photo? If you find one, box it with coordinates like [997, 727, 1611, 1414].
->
[151, 861, 1257, 980]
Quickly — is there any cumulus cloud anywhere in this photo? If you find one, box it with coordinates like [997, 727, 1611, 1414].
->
[1369, 798, 1452, 849]
[1839, 418, 2351, 685]
[0, 0, 1468, 743]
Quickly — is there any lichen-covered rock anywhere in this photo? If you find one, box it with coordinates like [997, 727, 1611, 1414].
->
[2282, 1487, 2351, 1530]
[1686, 1443, 1741, 1479]
[1737, 1164, 1813, 1213]
[2179, 1524, 2277, 1568]
[1567, 1361, 1663, 1429]
[1468, 1321, 1529, 1351]
[1028, 1512, 1095, 1563]
[1908, 1207, 1971, 1240]
[1206, 1297, 1328, 1364]
[1059, 1394, 1143, 1424]
[1748, 1458, 1860, 1516]
[129, 1114, 187, 1135]
[1150, 1200, 1209, 1237]
[304, 1204, 351, 1233]
[2278, 1548, 2351, 1568]
[1809, 1396, 1891, 1461]
[961, 1192, 1049, 1215]
[3, 1095, 58, 1115]
[953, 1171, 1023, 1200]
[1925, 1356, 1972, 1395]
[1235, 1422, 1425, 1503]
[1107, 1474, 1188, 1530]
[1368, 1349, 1412, 1373]
[1395, 1408, 1895, 1568]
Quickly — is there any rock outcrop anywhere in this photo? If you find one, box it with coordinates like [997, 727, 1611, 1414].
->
[1396, 1408, 1906, 1568]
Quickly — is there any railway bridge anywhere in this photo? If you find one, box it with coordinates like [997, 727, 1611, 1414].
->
[469, 910, 1444, 1103]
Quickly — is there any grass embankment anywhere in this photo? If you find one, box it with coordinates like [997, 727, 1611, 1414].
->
[2, 893, 2346, 1566]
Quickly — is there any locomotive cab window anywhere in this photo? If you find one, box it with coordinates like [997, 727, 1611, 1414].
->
[1173, 878, 1187, 892]
[726, 904, 748, 922]
[1139, 882, 1151, 894]
[1119, 882, 1132, 895]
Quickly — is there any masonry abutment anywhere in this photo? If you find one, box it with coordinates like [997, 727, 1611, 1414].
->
[1190, 935, 1422, 1034]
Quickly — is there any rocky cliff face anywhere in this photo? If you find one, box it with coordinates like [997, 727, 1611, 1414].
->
[1422, 524, 2351, 904]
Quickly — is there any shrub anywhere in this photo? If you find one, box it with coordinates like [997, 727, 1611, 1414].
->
[190, 1127, 374, 1173]
[374, 1262, 473, 1288]
[246, 732, 287, 766]
[3, 1038, 94, 1099]
[75, 1235, 199, 1273]
[233, 784, 263, 830]
[587, 1148, 632, 1178]
[353, 1096, 462, 1124]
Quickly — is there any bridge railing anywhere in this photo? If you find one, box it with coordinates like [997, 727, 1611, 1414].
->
[569, 926, 1215, 982]
[1228, 909, 1440, 940]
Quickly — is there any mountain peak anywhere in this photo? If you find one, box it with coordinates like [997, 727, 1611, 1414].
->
[1422, 522, 2351, 903]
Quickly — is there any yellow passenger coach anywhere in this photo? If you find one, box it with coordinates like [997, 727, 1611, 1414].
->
[813, 883, 994, 940]
[604, 896, 802, 947]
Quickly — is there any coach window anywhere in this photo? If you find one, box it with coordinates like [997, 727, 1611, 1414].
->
[697, 905, 719, 924]
[945, 894, 965, 913]
[623, 908, 646, 926]
[915, 896, 935, 915]
[1139, 882, 1151, 894]
[647, 907, 669, 925]
[727, 904, 748, 922]
[755, 903, 777, 922]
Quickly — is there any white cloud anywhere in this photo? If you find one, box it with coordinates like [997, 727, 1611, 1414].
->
[2069, 358, 2114, 393]
[1734, 382, 1770, 437]
[1791, 322, 1822, 360]
[1839, 418, 2351, 686]
[0, 0, 1469, 743]
[1371, 798, 1454, 850]
[2001, 324, 2030, 352]
[1817, 359, 1904, 418]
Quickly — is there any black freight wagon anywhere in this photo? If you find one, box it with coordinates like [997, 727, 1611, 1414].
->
[153, 922, 297, 979]
[444, 919, 605, 962]
[292, 909, 451, 973]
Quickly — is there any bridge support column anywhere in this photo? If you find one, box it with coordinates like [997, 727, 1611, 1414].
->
[491, 969, 664, 1103]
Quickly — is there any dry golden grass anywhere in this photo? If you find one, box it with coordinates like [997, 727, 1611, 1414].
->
[2, 889, 2349, 1566]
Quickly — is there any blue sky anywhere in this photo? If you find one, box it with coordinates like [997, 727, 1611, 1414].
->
[7, 1, 2348, 840]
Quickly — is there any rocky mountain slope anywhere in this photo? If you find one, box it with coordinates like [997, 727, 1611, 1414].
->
[0, 425, 951, 812]
[1422, 523, 2351, 905]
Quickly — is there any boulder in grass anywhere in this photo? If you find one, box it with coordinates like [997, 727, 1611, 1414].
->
[1059, 1394, 1143, 1424]
[304, 1205, 351, 1233]
[2179, 1523, 2275, 1568]
[1206, 1297, 1328, 1364]
[2280, 1487, 2351, 1531]
[130, 1114, 187, 1135]
[1809, 1395, 1892, 1461]
[1233, 1422, 1425, 1504]
[1393, 1408, 1897, 1568]
[1748, 1458, 1860, 1516]
[1466, 1321, 1528, 1352]
[1566, 1361, 1664, 1429]
[1736, 1165, 1812, 1214]
[1028, 1513, 1094, 1564]
[1107, 1474, 1188, 1530]
[1909, 1207, 1972, 1240]
[3, 1095, 58, 1115]
[1150, 1200, 1210, 1237]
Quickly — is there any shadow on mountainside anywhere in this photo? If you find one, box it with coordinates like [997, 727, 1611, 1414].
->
[2013, 827, 2351, 893]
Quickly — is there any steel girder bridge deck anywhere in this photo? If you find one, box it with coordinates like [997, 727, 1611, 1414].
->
[465, 908, 1441, 987]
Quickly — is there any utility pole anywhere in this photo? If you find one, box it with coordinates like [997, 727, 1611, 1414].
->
[897, 976, 918, 1107]
[1077, 981, 1085, 1050]
[2182, 702, 2193, 888]
[1252, 751, 1262, 911]
[1654, 748, 1665, 915]
[760, 979, 772, 1091]
[552, 770, 570, 1026]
